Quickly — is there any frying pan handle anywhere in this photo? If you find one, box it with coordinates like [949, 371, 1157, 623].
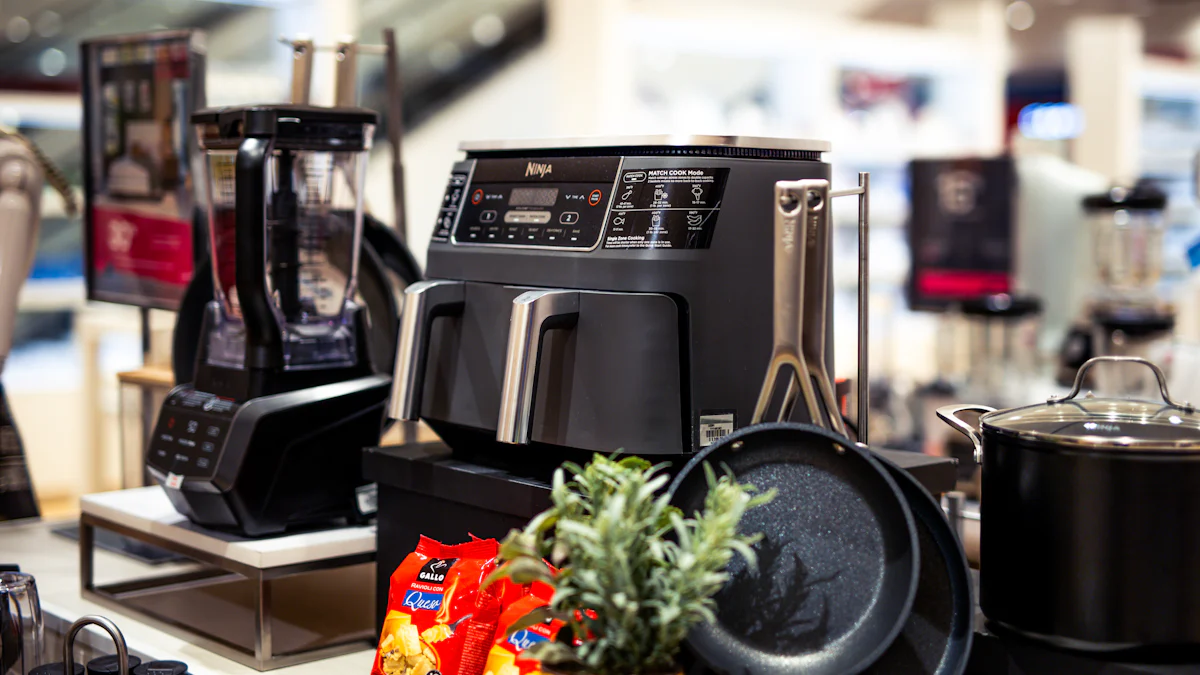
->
[1049, 356, 1194, 411]
[497, 289, 581, 445]
[389, 280, 465, 421]
[754, 181, 821, 426]
[936, 404, 995, 464]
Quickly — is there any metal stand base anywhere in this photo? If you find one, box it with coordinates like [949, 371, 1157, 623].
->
[80, 512, 376, 671]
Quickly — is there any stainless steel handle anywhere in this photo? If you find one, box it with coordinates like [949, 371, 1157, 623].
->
[497, 290, 580, 444]
[935, 404, 996, 464]
[855, 172, 870, 445]
[389, 280, 465, 421]
[63, 615, 128, 675]
[754, 182, 819, 425]
[1049, 355, 1193, 410]
[288, 38, 314, 105]
[798, 179, 846, 436]
[334, 39, 359, 107]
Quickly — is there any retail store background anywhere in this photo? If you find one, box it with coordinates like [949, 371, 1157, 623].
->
[3, 0, 1200, 512]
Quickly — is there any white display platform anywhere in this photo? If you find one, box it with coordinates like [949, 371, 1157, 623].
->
[78, 487, 378, 671]
[80, 487, 376, 569]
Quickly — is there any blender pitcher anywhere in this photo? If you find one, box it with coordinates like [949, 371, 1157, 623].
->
[1, 572, 43, 675]
[195, 106, 375, 377]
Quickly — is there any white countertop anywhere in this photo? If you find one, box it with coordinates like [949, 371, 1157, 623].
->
[0, 517, 376, 675]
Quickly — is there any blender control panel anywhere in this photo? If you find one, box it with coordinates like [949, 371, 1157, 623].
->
[437, 157, 621, 250]
[147, 388, 239, 480]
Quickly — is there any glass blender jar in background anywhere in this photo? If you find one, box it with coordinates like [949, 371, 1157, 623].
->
[1083, 184, 1174, 397]
[959, 293, 1043, 408]
[1, 572, 43, 675]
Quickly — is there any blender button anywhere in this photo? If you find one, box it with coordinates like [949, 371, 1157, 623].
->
[174, 453, 190, 464]
[207, 425, 220, 437]
[201, 442, 215, 453]
[196, 457, 210, 469]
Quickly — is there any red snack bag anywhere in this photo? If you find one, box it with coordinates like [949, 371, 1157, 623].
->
[483, 582, 562, 675]
[373, 536, 500, 675]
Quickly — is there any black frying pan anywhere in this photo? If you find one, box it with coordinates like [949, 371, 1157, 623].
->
[865, 455, 973, 675]
[670, 180, 918, 675]
[670, 422, 917, 675]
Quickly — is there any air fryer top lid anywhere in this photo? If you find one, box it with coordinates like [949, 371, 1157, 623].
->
[193, 104, 377, 150]
[981, 357, 1200, 452]
[1082, 184, 1167, 211]
[458, 135, 830, 160]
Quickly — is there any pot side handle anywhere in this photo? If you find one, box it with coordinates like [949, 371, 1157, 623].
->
[936, 404, 996, 464]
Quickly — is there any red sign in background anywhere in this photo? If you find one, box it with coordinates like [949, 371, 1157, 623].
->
[91, 205, 193, 290]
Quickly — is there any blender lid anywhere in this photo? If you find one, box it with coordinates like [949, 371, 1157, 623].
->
[1082, 183, 1167, 211]
[981, 357, 1200, 452]
[193, 104, 377, 148]
[960, 293, 1041, 318]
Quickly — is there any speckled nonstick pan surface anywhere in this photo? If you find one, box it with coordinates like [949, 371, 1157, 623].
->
[670, 422, 919, 675]
[864, 454, 974, 675]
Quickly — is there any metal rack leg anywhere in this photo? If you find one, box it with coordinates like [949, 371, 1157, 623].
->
[80, 519, 95, 592]
[255, 574, 273, 666]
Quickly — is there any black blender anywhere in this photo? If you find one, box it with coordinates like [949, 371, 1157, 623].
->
[147, 104, 393, 536]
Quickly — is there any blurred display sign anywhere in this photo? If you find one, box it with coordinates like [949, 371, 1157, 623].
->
[81, 30, 206, 310]
[908, 157, 1016, 311]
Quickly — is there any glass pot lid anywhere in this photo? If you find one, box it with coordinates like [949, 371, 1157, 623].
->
[981, 357, 1200, 451]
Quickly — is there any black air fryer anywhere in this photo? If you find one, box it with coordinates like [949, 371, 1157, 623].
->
[146, 105, 394, 536]
[390, 136, 832, 462]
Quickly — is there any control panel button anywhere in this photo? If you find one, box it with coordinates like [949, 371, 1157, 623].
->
[186, 420, 198, 434]
[504, 211, 551, 225]
[560, 211, 579, 225]
[178, 438, 196, 448]
[196, 457, 210, 469]
[480, 209, 498, 223]
[207, 425, 220, 437]
[201, 442, 215, 453]
[173, 453, 190, 464]
[471, 188, 484, 205]
[588, 190, 603, 206]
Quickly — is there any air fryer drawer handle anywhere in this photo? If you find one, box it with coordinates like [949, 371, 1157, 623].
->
[389, 280, 465, 421]
[496, 290, 581, 445]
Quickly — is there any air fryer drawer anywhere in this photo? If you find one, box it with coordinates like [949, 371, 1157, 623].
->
[422, 282, 523, 431]
[420, 284, 685, 455]
[530, 291, 683, 455]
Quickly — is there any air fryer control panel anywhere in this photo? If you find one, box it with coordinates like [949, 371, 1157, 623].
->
[147, 387, 238, 480]
[433, 156, 729, 251]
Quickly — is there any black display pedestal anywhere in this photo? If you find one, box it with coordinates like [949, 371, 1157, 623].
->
[364, 442, 959, 633]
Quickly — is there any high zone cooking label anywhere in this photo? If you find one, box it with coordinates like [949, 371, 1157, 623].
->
[603, 168, 729, 250]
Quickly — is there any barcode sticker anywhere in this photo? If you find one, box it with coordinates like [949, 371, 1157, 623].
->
[355, 483, 378, 517]
[698, 412, 736, 448]
[165, 473, 184, 490]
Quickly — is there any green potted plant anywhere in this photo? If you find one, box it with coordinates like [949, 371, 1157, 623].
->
[488, 454, 774, 675]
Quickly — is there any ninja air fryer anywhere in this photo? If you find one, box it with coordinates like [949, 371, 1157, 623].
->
[390, 136, 832, 464]
[147, 105, 395, 536]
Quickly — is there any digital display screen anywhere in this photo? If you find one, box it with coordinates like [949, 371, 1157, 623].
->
[509, 187, 559, 207]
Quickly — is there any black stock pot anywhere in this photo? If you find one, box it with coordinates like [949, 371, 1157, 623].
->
[938, 356, 1200, 654]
